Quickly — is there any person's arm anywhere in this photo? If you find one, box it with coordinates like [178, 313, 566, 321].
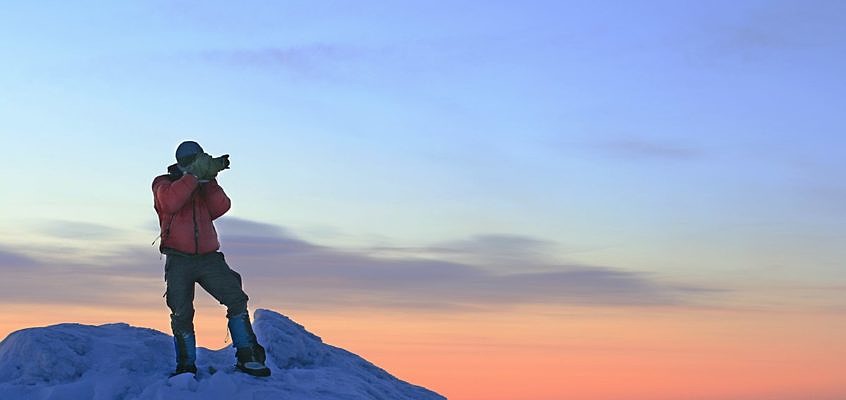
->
[153, 174, 199, 213]
[202, 179, 231, 219]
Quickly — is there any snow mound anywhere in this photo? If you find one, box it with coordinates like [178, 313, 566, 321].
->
[0, 309, 446, 400]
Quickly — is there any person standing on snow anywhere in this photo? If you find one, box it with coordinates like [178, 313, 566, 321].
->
[152, 140, 271, 377]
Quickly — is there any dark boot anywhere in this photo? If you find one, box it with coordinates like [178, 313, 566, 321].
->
[171, 332, 197, 377]
[235, 344, 271, 377]
[228, 312, 271, 377]
[170, 364, 198, 377]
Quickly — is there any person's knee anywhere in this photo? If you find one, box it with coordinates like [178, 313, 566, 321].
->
[218, 281, 249, 318]
[225, 298, 248, 318]
[167, 292, 194, 318]
[170, 308, 195, 335]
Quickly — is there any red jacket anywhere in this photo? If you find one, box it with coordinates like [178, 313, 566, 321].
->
[152, 169, 231, 255]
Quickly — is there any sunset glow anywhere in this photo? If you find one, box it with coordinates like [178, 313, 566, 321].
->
[2, 1, 845, 399]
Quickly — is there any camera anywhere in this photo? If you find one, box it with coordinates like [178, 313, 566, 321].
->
[211, 154, 230, 172]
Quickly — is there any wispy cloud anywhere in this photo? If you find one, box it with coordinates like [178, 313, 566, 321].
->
[36, 220, 125, 240]
[0, 248, 38, 268]
[201, 44, 370, 81]
[432, 234, 555, 258]
[679, 1, 846, 66]
[0, 218, 716, 311]
[0, 254, 162, 308]
[369, 234, 566, 274]
[594, 137, 703, 161]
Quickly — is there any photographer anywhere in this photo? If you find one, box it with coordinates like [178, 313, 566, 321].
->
[152, 140, 270, 377]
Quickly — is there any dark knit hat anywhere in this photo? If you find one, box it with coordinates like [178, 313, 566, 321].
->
[175, 141, 204, 167]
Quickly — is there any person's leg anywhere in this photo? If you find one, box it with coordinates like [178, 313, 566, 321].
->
[196, 252, 249, 318]
[165, 254, 198, 373]
[196, 252, 255, 343]
[197, 252, 270, 376]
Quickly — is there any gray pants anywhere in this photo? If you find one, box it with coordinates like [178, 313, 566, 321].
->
[164, 252, 249, 336]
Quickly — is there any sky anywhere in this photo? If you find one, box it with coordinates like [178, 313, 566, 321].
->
[1, 1, 845, 399]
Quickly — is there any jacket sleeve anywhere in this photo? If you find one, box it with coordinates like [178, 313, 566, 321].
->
[203, 179, 231, 220]
[153, 174, 199, 214]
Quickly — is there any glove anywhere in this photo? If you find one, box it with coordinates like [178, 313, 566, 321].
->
[186, 152, 224, 181]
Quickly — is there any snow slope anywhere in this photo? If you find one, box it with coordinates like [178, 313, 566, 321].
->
[0, 309, 446, 400]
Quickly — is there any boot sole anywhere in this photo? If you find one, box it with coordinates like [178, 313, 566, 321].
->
[236, 364, 272, 377]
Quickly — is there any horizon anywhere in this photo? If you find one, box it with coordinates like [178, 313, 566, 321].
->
[2, 1, 845, 399]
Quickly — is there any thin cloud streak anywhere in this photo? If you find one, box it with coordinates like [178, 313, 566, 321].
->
[696, 1, 846, 62]
[201, 44, 371, 81]
[596, 138, 704, 161]
[0, 248, 38, 268]
[36, 220, 125, 240]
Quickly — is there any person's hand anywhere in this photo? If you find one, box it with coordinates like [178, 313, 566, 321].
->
[186, 153, 230, 181]
[186, 153, 218, 181]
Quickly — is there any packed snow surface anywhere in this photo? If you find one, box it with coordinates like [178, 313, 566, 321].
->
[0, 309, 445, 400]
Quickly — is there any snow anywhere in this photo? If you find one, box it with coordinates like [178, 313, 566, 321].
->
[0, 309, 446, 400]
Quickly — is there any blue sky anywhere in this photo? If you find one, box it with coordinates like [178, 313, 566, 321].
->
[1, 0, 845, 312]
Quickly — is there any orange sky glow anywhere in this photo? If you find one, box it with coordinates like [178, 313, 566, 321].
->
[3, 301, 843, 400]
